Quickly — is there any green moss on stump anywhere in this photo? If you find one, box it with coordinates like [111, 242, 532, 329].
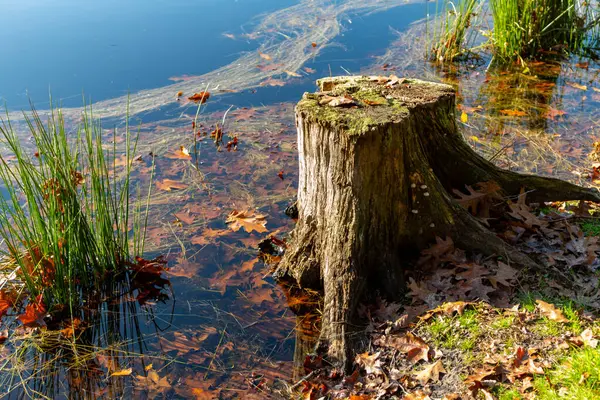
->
[297, 76, 454, 136]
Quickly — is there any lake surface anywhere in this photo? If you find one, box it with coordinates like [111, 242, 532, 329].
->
[2, 0, 600, 398]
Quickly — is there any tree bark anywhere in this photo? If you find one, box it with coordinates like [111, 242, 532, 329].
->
[275, 76, 600, 370]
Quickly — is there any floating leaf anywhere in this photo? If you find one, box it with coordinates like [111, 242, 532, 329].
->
[188, 91, 210, 104]
[258, 51, 272, 61]
[567, 82, 588, 91]
[285, 70, 302, 77]
[226, 210, 268, 233]
[18, 294, 46, 328]
[166, 146, 192, 160]
[110, 368, 133, 377]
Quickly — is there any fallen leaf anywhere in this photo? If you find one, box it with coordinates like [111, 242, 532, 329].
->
[319, 95, 356, 107]
[536, 300, 569, 322]
[258, 51, 272, 61]
[18, 294, 46, 327]
[304, 67, 316, 74]
[188, 91, 210, 103]
[355, 351, 383, 375]
[580, 328, 598, 348]
[110, 368, 133, 377]
[156, 179, 188, 192]
[499, 109, 527, 117]
[375, 332, 430, 363]
[546, 107, 567, 120]
[285, 70, 302, 77]
[260, 78, 286, 87]
[567, 82, 588, 91]
[311, 42, 317, 48]
[226, 210, 267, 233]
[414, 360, 446, 384]
[166, 146, 192, 160]
[461, 111, 468, 123]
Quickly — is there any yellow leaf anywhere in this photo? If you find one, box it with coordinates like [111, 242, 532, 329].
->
[470, 136, 479, 142]
[460, 111, 468, 123]
[110, 368, 132, 377]
[567, 82, 588, 91]
[145, 363, 153, 371]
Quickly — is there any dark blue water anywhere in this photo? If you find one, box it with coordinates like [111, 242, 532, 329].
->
[0, 0, 296, 109]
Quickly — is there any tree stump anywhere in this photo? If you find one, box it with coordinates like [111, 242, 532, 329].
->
[275, 76, 600, 369]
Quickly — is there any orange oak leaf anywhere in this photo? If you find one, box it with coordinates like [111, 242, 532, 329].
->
[188, 91, 210, 103]
[18, 294, 46, 327]
[226, 210, 267, 233]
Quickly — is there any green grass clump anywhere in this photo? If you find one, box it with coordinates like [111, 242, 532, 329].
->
[581, 219, 600, 236]
[425, 309, 482, 351]
[534, 347, 600, 399]
[490, 0, 591, 63]
[0, 104, 151, 312]
[429, 0, 483, 63]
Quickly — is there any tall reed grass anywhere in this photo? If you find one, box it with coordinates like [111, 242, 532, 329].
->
[429, 0, 483, 63]
[0, 103, 151, 312]
[490, 0, 589, 62]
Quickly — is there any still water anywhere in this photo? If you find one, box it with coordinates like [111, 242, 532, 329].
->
[2, 0, 600, 398]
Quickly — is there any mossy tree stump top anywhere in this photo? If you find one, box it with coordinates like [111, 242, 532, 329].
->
[297, 76, 455, 135]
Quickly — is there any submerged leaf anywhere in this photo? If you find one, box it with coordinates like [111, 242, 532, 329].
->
[156, 179, 188, 192]
[226, 210, 268, 233]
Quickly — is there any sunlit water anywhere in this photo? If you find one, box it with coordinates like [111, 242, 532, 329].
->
[2, 0, 600, 398]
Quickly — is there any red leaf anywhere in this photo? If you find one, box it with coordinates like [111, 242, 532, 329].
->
[18, 294, 46, 327]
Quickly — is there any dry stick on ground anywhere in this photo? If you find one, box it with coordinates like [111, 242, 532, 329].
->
[274, 76, 600, 371]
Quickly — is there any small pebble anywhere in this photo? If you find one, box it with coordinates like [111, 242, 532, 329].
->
[411, 209, 418, 214]
[424, 192, 430, 197]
